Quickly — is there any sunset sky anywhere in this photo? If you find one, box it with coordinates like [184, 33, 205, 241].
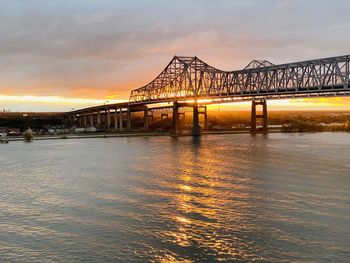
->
[1, 0, 350, 112]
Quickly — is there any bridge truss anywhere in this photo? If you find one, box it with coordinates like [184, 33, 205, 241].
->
[129, 55, 350, 104]
[61, 54, 350, 135]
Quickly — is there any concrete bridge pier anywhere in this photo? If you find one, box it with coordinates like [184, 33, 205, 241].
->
[63, 115, 70, 126]
[96, 112, 100, 128]
[65, 115, 71, 126]
[119, 108, 123, 131]
[83, 114, 87, 128]
[90, 113, 94, 127]
[251, 100, 268, 134]
[143, 108, 149, 131]
[72, 115, 77, 126]
[102, 110, 106, 129]
[192, 103, 201, 136]
[114, 109, 119, 130]
[127, 107, 131, 131]
[198, 106, 208, 130]
[106, 110, 111, 129]
[172, 102, 180, 134]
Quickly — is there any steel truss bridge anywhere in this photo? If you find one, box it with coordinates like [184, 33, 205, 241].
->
[62, 54, 350, 135]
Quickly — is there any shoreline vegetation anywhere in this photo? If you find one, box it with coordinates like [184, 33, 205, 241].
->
[1, 110, 350, 142]
[2, 129, 350, 142]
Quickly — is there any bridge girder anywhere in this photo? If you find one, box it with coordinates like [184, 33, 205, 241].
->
[129, 55, 350, 104]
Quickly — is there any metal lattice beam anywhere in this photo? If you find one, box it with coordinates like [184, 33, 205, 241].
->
[129, 55, 350, 105]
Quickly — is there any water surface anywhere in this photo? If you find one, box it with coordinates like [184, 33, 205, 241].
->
[0, 133, 349, 262]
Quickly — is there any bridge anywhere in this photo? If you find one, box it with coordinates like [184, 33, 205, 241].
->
[61, 54, 350, 135]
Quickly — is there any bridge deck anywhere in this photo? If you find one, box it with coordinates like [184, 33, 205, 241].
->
[62, 54, 350, 116]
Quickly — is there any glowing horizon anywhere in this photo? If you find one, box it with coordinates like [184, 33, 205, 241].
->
[1, 93, 350, 112]
[0, 94, 124, 112]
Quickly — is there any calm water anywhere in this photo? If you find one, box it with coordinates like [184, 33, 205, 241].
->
[0, 133, 349, 262]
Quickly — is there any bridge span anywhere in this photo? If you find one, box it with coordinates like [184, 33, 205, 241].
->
[60, 54, 350, 135]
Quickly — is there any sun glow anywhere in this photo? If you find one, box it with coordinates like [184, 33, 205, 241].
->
[207, 97, 350, 111]
[0, 94, 124, 105]
[0, 93, 349, 112]
[0, 94, 127, 112]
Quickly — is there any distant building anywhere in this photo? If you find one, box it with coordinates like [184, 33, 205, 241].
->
[8, 128, 21, 136]
[0, 127, 21, 136]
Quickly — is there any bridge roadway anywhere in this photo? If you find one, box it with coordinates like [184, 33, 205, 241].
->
[60, 54, 350, 135]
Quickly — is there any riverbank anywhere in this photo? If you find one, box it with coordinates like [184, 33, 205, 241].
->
[3, 128, 349, 142]
[3, 131, 170, 141]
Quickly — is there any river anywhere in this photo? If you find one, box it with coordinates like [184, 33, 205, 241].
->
[0, 133, 349, 262]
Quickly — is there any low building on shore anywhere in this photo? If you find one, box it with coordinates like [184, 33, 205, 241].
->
[0, 127, 21, 136]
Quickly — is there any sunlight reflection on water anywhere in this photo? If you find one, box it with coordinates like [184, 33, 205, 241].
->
[0, 133, 349, 262]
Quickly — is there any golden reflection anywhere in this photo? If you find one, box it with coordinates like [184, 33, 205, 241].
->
[175, 216, 191, 224]
[157, 254, 192, 263]
[165, 138, 256, 261]
[179, 175, 191, 182]
[132, 135, 258, 261]
[179, 185, 192, 191]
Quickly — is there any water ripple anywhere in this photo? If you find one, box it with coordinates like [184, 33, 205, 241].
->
[0, 133, 349, 262]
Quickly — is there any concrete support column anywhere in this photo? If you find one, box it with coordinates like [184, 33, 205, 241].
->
[66, 115, 71, 126]
[83, 114, 87, 128]
[192, 103, 201, 136]
[64, 116, 69, 125]
[251, 101, 257, 133]
[119, 108, 123, 131]
[107, 110, 111, 129]
[102, 110, 106, 129]
[114, 109, 119, 130]
[262, 101, 268, 133]
[97, 112, 101, 128]
[251, 100, 268, 134]
[144, 108, 149, 131]
[172, 102, 180, 134]
[90, 113, 93, 127]
[127, 107, 131, 131]
[79, 115, 83, 127]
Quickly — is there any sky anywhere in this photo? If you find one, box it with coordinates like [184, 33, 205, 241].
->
[0, 0, 350, 112]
